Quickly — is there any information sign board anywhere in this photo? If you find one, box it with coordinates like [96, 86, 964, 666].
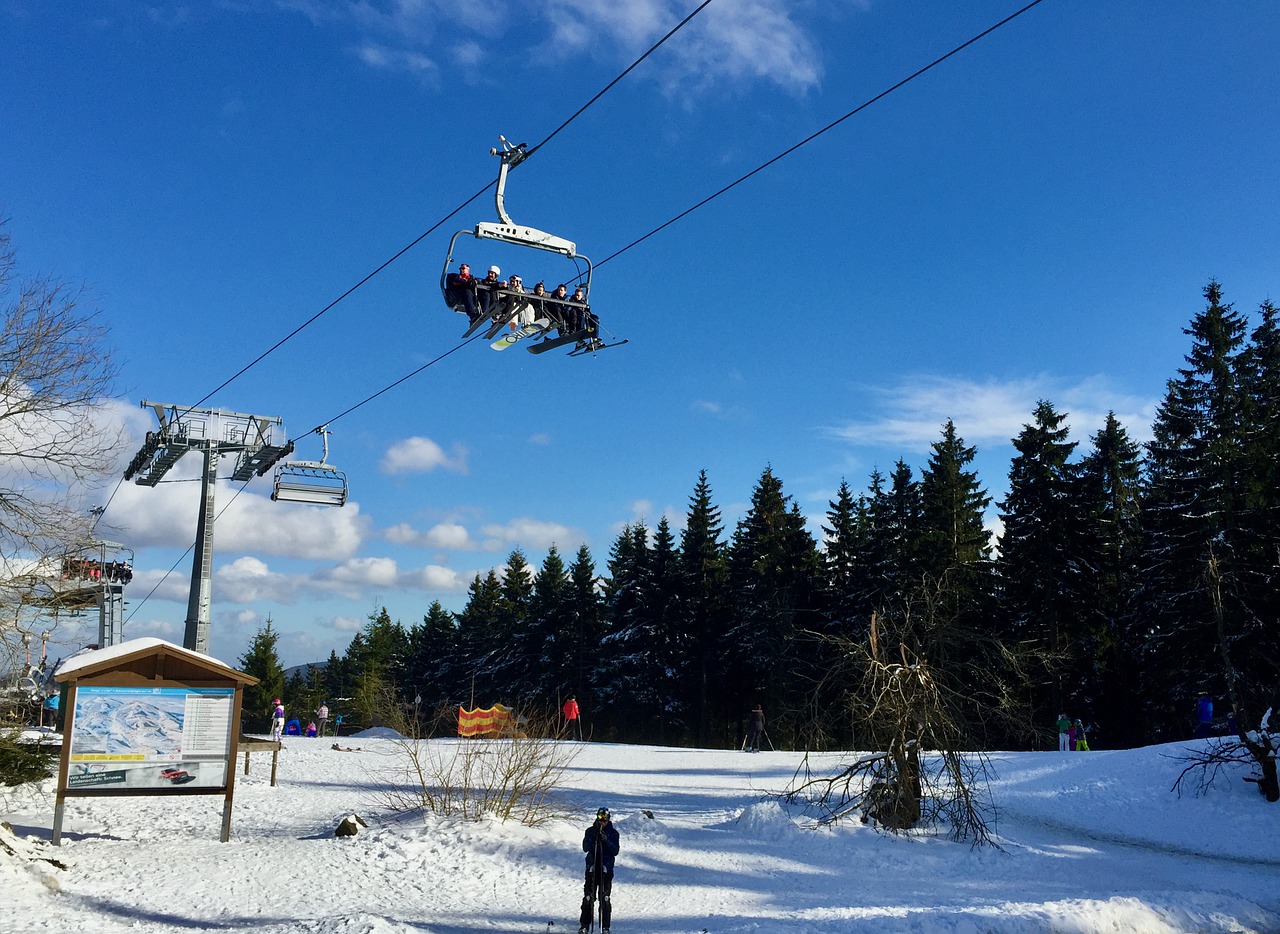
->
[66, 685, 235, 791]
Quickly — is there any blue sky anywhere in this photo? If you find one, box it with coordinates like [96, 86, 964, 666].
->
[4, 0, 1278, 669]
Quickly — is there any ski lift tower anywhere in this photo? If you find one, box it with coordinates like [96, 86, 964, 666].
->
[123, 401, 293, 655]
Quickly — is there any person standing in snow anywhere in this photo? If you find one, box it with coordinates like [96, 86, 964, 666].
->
[563, 694, 582, 740]
[1073, 719, 1090, 751]
[579, 806, 620, 934]
[316, 701, 329, 738]
[1056, 713, 1072, 751]
[745, 704, 765, 752]
[1195, 693, 1214, 739]
[271, 699, 286, 742]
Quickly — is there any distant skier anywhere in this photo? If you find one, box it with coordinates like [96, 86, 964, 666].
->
[578, 806, 620, 934]
[1195, 693, 1214, 739]
[316, 701, 329, 738]
[745, 704, 765, 752]
[563, 694, 582, 741]
[271, 699, 286, 742]
[1056, 712, 1072, 751]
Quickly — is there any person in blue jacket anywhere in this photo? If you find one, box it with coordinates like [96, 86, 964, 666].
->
[1195, 693, 1214, 739]
[578, 806, 620, 934]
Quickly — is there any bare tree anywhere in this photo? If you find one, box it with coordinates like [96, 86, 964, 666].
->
[0, 219, 124, 678]
[784, 577, 1039, 845]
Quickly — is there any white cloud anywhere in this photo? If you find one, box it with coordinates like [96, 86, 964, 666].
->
[825, 375, 1158, 453]
[400, 564, 472, 592]
[217, 556, 300, 603]
[479, 517, 579, 551]
[381, 436, 468, 475]
[351, 41, 438, 81]
[319, 556, 400, 588]
[278, 0, 824, 96]
[333, 614, 364, 633]
[384, 521, 476, 550]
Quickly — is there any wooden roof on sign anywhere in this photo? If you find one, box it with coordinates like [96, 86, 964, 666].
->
[54, 637, 258, 688]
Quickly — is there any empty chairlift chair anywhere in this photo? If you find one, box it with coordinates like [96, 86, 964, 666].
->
[271, 426, 348, 507]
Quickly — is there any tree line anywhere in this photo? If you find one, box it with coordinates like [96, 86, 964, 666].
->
[242, 282, 1279, 753]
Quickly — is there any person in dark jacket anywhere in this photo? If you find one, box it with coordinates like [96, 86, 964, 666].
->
[579, 806, 620, 934]
[445, 263, 480, 322]
[745, 704, 765, 752]
[476, 265, 504, 317]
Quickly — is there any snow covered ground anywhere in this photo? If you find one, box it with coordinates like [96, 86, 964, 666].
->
[2, 733, 1278, 934]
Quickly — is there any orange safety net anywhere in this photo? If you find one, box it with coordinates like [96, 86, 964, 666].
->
[457, 704, 512, 737]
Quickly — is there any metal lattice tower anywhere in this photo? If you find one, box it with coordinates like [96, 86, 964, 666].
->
[123, 401, 293, 654]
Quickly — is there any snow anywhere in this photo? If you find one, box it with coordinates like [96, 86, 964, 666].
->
[2, 736, 1279, 934]
[53, 637, 174, 676]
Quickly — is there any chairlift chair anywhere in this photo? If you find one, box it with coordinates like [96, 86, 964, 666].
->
[271, 427, 348, 507]
[441, 137, 593, 318]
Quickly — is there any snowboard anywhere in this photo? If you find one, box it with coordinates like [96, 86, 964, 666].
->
[492, 319, 551, 350]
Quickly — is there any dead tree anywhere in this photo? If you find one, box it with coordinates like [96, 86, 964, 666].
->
[784, 600, 1027, 845]
[0, 220, 123, 671]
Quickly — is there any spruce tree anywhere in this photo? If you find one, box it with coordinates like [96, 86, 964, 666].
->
[454, 569, 506, 706]
[564, 544, 603, 721]
[1075, 412, 1144, 745]
[408, 601, 459, 711]
[1138, 281, 1250, 739]
[725, 467, 821, 746]
[916, 422, 999, 739]
[596, 523, 649, 737]
[997, 400, 1078, 718]
[678, 470, 732, 746]
[822, 479, 872, 634]
[510, 545, 574, 701]
[1232, 299, 1280, 728]
[239, 618, 286, 732]
[870, 460, 925, 603]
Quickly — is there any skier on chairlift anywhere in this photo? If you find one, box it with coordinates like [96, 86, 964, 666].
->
[444, 262, 481, 323]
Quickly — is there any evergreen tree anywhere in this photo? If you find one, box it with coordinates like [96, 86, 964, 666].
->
[1075, 412, 1144, 745]
[239, 618, 286, 732]
[822, 479, 872, 633]
[724, 467, 821, 746]
[920, 421, 993, 574]
[1138, 281, 1250, 739]
[493, 547, 536, 698]
[596, 523, 651, 738]
[509, 545, 574, 701]
[997, 400, 1079, 717]
[455, 570, 506, 705]
[869, 460, 925, 603]
[916, 423, 998, 738]
[342, 607, 411, 728]
[564, 544, 603, 721]
[600, 519, 684, 743]
[407, 600, 459, 710]
[678, 470, 732, 747]
[1231, 299, 1280, 728]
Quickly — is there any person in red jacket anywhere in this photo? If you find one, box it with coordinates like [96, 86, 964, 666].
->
[563, 694, 582, 740]
[444, 262, 481, 322]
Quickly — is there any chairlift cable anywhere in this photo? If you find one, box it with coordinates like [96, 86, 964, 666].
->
[597, 0, 1048, 269]
[120, 334, 485, 622]
[114, 1, 1036, 621]
[88, 475, 126, 536]
[121, 477, 257, 626]
[293, 334, 484, 440]
[181, 183, 493, 419]
[178, 1, 718, 421]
